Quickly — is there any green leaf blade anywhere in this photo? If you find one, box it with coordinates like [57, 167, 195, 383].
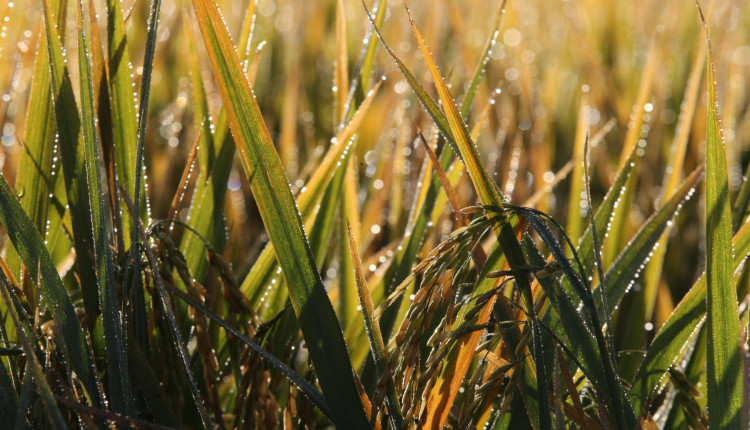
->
[77, 1, 134, 417]
[43, 0, 103, 317]
[105, 0, 140, 248]
[703, 28, 743, 429]
[0, 173, 101, 410]
[190, 1, 370, 427]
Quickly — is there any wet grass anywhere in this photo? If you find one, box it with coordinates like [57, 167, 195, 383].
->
[0, 0, 747, 428]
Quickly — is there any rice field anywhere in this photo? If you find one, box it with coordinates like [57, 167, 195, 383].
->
[0, 0, 748, 428]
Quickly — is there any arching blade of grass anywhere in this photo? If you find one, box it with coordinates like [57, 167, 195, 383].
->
[700, 6, 744, 427]
[43, 0, 100, 316]
[0, 174, 101, 410]
[407, 4, 499, 211]
[548, 145, 636, 324]
[522, 237, 609, 397]
[77, 1, 134, 417]
[511, 201, 637, 427]
[364, 4, 460, 163]
[191, 0, 370, 427]
[404, 8, 551, 428]
[347, 222, 403, 429]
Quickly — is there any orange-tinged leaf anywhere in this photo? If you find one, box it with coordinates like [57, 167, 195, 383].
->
[405, 8, 551, 428]
[191, 0, 370, 426]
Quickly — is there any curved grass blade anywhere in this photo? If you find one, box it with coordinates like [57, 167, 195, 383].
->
[77, 1, 134, 416]
[191, 1, 370, 427]
[699, 5, 744, 427]
[550, 145, 637, 311]
[522, 237, 608, 393]
[0, 173, 101, 409]
[511, 205, 635, 426]
[346, 222, 403, 429]
[363, 3, 461, 163]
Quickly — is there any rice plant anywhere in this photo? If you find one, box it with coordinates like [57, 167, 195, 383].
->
[0, 0, 747, 428]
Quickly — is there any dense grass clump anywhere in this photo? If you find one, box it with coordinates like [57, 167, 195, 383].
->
[0, 0, 747, 428]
